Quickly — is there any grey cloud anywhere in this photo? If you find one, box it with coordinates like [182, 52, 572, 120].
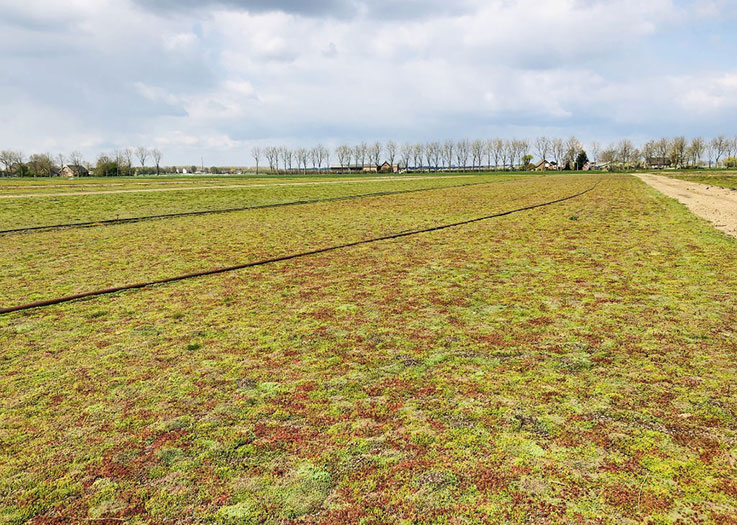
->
[133, 0, 357, 18]
[0, 7, 77, 32]
[322, 42, 338, 58]
[361, 0, 476, 20]
[131, 0, 475, 20]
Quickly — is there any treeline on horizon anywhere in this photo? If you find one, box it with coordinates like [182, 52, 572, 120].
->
[2, 136, 737, 177]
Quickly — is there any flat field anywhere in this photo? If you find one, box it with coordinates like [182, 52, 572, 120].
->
[0, 173, 522, 231]
[1, 173, 737, 523]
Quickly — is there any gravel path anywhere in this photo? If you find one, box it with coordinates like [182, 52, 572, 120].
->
[637, 173, 737, 238]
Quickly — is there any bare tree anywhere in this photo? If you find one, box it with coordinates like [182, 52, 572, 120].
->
[123, 149, 133, 173]
[355, 142, 368, 168]
[412, 143, 424, 171]
[589, 141, 601, 164]
[491, 138, 504, 169]
[655, 138, 669, 161]
[151, 149, 162, 175]
[711, 136, 728, 167]
[368, 141, 382, 167]
[669, 137, 687, 168]
[280, 147, 293, 173]
[322, 145, 330, 171]
[135, 146, 149, 168]
[309, 146, 319, 171]
[705, 140, 716, 168]
[503, 140, 513, 170]
[27, 153, 56, 177]
[425, 142, 435, 171]
[535, 136, 550, 163]
[617, 139, 636, 168]
[471, 139, 484, 170]
[0, 150, 12, 172]
[67, 150, 83, 167]
[431, 141, 442, 170]
[688, 137, 705, 168]
[112, 150, 123, 176]
[385, 140, 397, 169]
[0, 150, 23, 174]
[265, 147, 278, 172]
[442, 139, 455, 169]
[643, 140, 656, 166]
[424, 141, 441, 171]
[296, 147, 308, 174]
[551, 138, 564, 170]
[484, 140, 492, 169]
[336, 144, 351, 170]
[509, 139, 524, 170]
[350, 143, 362, 168]
[251, 146, 262, 175]
[456, 139, 470, 171]
[565, 136, 581, 170]
[632, 148, 642, 166]
[400, 142, 412, 170]
[286, 148, 294, 172]
[599, 146, 617, 166]
[312, 145, 328, 172]
[518, 139, 530, 169]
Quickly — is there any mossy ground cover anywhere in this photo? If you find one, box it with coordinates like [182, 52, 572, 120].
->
[1, 175, 561, 306]
[0, 173, 521, 230]
[1, 174, 736, 523]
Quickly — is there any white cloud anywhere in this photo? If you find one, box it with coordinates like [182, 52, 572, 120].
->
[0, 0, 734, 164]
[676, 73, 737, 113]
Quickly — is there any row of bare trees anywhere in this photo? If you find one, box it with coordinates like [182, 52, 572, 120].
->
[252, 138, 590, 173]
[0, 147, 163, 176]
[591, 136, 737, 169]
[251, 135, 737, 173]
[250, 145, 332, 174]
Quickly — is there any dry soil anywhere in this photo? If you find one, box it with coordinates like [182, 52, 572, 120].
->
[637, 173, 737, 239]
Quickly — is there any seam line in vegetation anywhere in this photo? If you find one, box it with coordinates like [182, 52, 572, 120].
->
[0, 182, 599, 315]
[0, 180, 509, 235]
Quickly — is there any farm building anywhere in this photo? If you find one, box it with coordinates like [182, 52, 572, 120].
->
[59, 164, 89, 177]
[331, 163, 399, 173]
[645, 157, 672, 169]
[534, 160, 557, 171]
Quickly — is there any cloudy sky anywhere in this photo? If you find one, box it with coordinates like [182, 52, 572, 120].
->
[1, 0, 736, 165]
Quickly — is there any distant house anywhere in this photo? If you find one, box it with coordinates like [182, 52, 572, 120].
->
[59, 164, 89, 178]
[534, 160, 557, 171]
[645, 157, 672, 169]
[377, 161, 399, 174]
[331, 162, 399, 174]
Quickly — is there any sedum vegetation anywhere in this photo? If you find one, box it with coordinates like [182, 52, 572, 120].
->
[1, 174, 736, 523]
[0, 173, 522, 231]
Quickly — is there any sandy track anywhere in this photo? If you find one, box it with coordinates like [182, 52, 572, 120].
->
[0, 175, 477, 199]
[637, 173, 737, 238]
